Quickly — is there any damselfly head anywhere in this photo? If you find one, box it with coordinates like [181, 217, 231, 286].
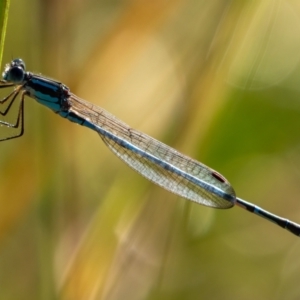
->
[2, 58, 26, 84]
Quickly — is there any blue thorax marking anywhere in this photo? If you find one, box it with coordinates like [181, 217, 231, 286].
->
[25, 74, 69, 112]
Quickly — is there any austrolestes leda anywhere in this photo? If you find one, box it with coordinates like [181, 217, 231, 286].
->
[0, 58, 299, 237]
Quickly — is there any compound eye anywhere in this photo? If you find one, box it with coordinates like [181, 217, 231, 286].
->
[6, 66, 25, 83]
[12, 58, 26, 70]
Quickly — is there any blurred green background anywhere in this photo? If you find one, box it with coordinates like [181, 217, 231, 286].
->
[1, 0, 300, 299]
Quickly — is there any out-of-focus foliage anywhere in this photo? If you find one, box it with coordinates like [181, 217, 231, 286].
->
[0, 0, 300, 299]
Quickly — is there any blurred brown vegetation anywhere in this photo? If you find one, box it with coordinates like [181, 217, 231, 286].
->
[1, 0, 300, 299]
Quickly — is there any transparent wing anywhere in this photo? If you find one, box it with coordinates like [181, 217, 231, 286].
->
[69, 94, 235, 208]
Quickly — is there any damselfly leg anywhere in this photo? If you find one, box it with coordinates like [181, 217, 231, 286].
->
[0, 84, 25, 141]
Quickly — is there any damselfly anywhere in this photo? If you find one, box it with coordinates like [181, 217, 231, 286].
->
[0, 58, 299, 237]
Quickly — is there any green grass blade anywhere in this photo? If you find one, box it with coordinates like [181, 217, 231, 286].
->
[0, 0, 10, 67]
